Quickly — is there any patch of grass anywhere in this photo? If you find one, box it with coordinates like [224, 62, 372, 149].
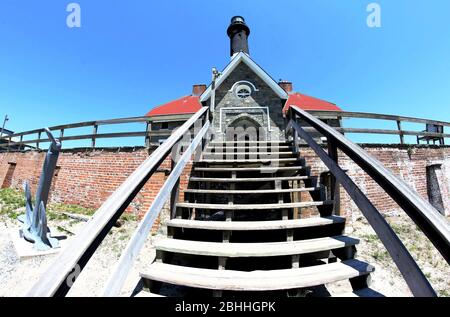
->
[45, 210, 69, 221]
[46, 203, 95, 221]
[361, 234, 379, 244]
[118, 234, 129, 241]
[439, 289, 450, 297]
[0, 188, 97, 222]
[120, 213, 137, 222]
[390, 223, 412, 235]
[0, 188, 26, 219]
[47, 203, 95, 216]
[46, 203, 135, 223]
[371, 250, 389, 262]
[0, 188, 138, 226]
[56, 225, 74, 236]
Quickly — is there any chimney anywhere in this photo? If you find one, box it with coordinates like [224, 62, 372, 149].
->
[192, 84, 207, 96]
[278, 80, 293, 93]
[227, 16, 250, 57]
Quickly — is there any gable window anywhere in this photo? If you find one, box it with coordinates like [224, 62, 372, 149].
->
[232, 81, 257, 100]
[236, 85, 252, 99]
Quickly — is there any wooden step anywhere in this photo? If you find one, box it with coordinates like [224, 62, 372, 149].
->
[200, 158, 299, 163]
[154, 235, 359, 258]
[140, 259, 374, 291]
[209, 140, 290, 145]
[202, 152, 294, 156]
[206, 146, 293, 150]
[194, 166, 305, 172]
[189, 176, 313, 183]
[167, 216, 345, 231]
[184, 187, 319, 195]
[176, 201, 333, 210]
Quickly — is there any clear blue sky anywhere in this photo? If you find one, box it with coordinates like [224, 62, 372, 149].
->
[1, 0, 449, 145]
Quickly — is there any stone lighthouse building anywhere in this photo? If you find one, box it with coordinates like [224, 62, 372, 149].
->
[146, 16, 342, 143]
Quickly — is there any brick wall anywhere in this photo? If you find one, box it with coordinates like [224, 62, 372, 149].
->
[299, 145, 450, 219]
[1, 145, 448, 226]
[0, 147, 195, 229]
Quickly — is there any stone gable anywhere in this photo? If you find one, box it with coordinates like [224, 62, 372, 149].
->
[209, 62, 286, 141]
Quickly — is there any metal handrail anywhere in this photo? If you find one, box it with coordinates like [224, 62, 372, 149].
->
[26, 107, 209, 297]
[288, 105, 450, 297]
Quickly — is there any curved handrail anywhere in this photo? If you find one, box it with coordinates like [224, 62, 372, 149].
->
[297, 109, 449, 145]
[5, 114, 190, 138]
[288, 105, 450, 296]
[0, 113, 193, 151]
[26, 107, 209, 297]
[2, 109, 448, 151]
[307, 110, 450, 127]
[291, 106, 450, 260]
[102, 120, 210, 296]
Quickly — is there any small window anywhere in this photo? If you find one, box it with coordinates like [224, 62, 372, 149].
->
[235, 84, 252, 99]
[161, 122, 169, 130]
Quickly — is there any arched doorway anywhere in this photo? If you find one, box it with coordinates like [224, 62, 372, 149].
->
[225, 116, 265, 141]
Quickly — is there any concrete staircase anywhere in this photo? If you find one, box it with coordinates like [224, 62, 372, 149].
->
[139, 140, 376, 297]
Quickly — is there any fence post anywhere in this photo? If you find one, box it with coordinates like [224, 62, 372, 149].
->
[338, 116, 344, 136]
[7, 135, 11, 152]
[145, 122, 151, 148]
[92, 124, 98, 148]
[36, 131, 41, 150]
[397, 120, 404, 144]
[60, 129, 64, 147]
[19, 135, 23, 151]
[327, 139, 341, 215]
[170, 151, 181, 219]
[292, 111, 299, 155]
[201, 110, 209, 152]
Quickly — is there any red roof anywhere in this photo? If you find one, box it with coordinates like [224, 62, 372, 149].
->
[283, 93, 342, 114]
[146, 96, 202, 116]
[146, 92, 341, 117]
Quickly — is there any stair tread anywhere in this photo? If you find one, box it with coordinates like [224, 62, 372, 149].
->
[206, 146, 292, 150]
[203, 152, 294, 155]
[154, 235, 359, 257]
[176, 201, 333, 210]
[194, 166, 304, 172]
[201, 158, 299, 163]
[140, 259, 374, 291]
[167, 216, 345, 231]
[184, 187, 319, 194]
[189, 176, 312, 182]
[209, 141, 290, 144]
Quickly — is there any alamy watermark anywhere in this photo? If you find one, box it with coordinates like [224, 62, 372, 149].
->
[367, 2, 381, 28]
[64, 3, 380, 29]
[66, 264, 81, 287]
[66, 3, 81, 28]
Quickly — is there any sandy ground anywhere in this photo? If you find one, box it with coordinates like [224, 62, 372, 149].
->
[0, 210, 448, 297]
[347, 212, 450, 297]
[0, 213, 166, 297]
